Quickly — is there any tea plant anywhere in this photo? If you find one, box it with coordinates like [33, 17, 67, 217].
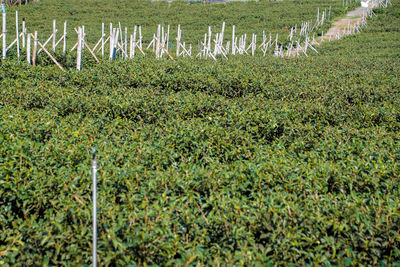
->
[0, 0, 399, 266]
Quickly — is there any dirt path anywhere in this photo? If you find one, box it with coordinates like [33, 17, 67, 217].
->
[322, 6, 368, 41]
[289, 5, 370, 56]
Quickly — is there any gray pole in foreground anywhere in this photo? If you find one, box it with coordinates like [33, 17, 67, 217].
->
[91, 147, 98, 267]
[2, 4, 7, 60]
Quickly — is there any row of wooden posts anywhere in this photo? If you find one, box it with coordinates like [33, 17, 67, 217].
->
[0, 4, 376, 70]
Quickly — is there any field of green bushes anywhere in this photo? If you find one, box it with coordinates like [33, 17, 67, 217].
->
[1, 0, 400, 265]
[4, 0, 356, 48]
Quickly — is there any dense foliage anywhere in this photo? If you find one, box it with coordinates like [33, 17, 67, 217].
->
[1, 0, 400, 266]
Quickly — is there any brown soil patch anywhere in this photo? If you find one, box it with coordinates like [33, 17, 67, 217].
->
[321, 6, 368, 41]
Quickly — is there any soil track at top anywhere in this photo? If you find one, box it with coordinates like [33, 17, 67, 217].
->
[323, 6, 369, 40]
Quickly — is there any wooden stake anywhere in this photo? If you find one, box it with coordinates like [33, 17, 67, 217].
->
[77, 27, 82, 70]
[166, 25, 170, 52]
[129, 34, 133, 58]
[138, 26, 142, 50]
[220, 21, 225, 52]
[32, 31, 37, 66]
[101, 23, 104, 57]
[38, 40, 64, 71]
[38, 34, 54, 54]
[132, 25, 137, 58]
[329, 6, 331, 21]
[82, 25, 85, 54]
[124, 27, 127, 59]
[112, 28, 118, 60]
[21, 18, 25, 48]
[156, 24, 160, 58]
[109, 23, 113, 58]
[52, 19, 56, 51]
[84, 40, 100, 64]
[136, 41, 145, 56]
[27, 32, 31, 64]
[176, 24, 180, 57]
[15, 11, 20, 58]
[117, 41, 129, 58]
[232, 25, 235, 55]
[63, 21, 67, 54]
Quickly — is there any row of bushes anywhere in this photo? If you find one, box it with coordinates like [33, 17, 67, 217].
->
[0, 3, 399, 266]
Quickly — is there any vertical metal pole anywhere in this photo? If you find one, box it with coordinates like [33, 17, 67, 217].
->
[2, 4, 6, 60]
[91, 147, 97, 267]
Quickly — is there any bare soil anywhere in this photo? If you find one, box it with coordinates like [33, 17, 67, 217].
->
[321, 6, 368, 41]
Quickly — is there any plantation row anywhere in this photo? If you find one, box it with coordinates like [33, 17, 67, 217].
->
[1, 1, 400, 266]
[3, 0, 355, 50]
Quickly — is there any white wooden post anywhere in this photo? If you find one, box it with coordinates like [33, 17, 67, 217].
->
[161, 25, 164, 57]
[176, 24, 180, 57]
[203, 33, 206, 57]
[220, 21, 225, 47]
[132, 25, 137, 58]
[118, 22, 123, 58]
[252, 34, 256, 56]
[101, 23, 104, 58]
[63, 21, 67, 54]
[82, 26, 85, 54]
[124, 27, 127, 59]
[112, 28, 118, 60]
[207, 26, 211, 55]
[52, 19, 56, 51]
[109, 28, 113, 59]
[15, 11, 20, 58]
[139, 26, 142, 50]
[109, 23, 112, 58]
[232, 25, 235, 55]
[166, 25, 170, 52]
[21, 19, 26, 48]
[32, 31, 38, 66]
[129, 34, 133, 58]
[27, 33, 31, 64]
[77, 27, 82, 70]
[157, 24, 161, 58]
